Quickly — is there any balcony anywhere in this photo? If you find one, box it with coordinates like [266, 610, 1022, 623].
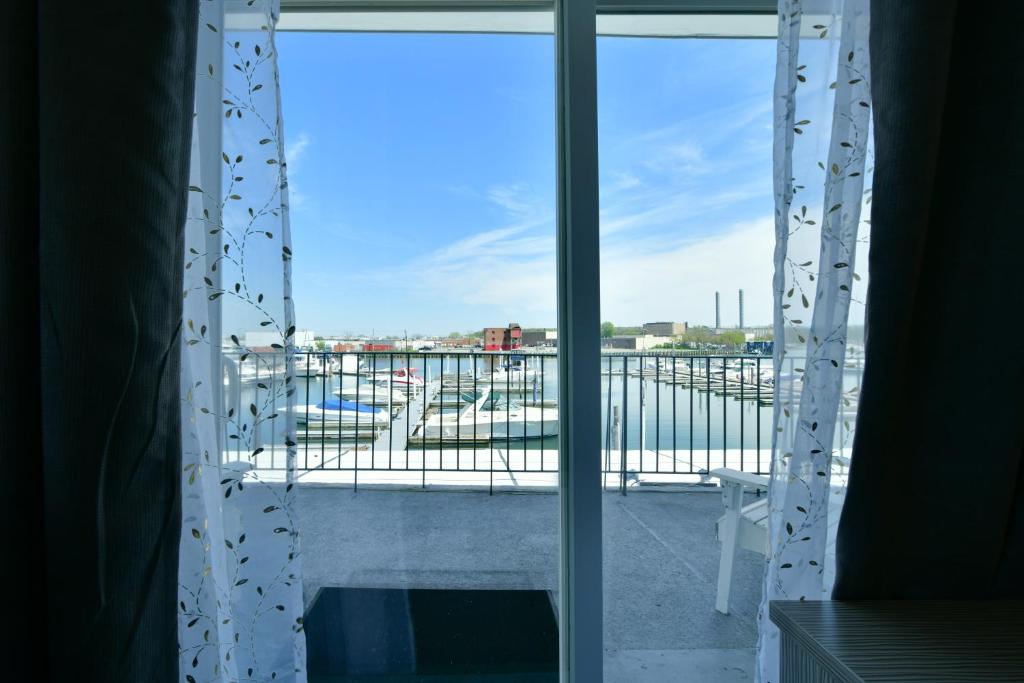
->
[219, 350, 810, 681]
[298, 486, 764, 681]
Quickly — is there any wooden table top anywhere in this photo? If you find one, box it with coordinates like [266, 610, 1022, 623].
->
[770, 600, 1024, 682]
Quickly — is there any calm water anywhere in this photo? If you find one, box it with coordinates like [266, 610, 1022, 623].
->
[232, 354, 778, 454]
[225, 353, 860, 475]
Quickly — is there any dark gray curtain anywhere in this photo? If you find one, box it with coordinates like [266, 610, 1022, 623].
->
[0, 2, 46, 680]
[833, 1, 1024, 599]
[0, 2, 197, 680]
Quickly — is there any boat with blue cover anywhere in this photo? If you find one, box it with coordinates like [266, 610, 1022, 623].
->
[292, 397, 390, 427]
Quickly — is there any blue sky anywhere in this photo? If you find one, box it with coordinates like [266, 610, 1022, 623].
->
[276, 32, 776, 336]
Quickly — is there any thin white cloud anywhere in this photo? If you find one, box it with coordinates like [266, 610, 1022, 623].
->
[285, 132, 310, 168]
[602, 170, 642, 194]
[621, 96, 773, 152]
[669, 142, 704, 163]
[284, 132, 311, 209]
[600, 216, 775, 326]
[383, 214, 775, 329]
[640, 140, 710, 176]
[486, 183, 535, 215]
[600, 179, 770, 238]
[429, 216, 552, 262]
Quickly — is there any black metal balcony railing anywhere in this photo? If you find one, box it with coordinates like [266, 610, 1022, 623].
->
[220, 350, 787, 490]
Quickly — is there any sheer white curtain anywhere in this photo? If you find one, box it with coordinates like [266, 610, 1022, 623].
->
[758, 0, 872, 680]
[179, 1, 306, 681]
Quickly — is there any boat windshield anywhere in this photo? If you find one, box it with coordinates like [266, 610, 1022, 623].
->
[482, 395, 520, 411]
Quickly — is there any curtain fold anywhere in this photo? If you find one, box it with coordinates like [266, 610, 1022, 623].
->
[0, 1, 197, 680]
[178, 1, 306, 680]
[40, 2, 198, 676]
[833, 0, 1024, 600]
[759, 0, 872, 680]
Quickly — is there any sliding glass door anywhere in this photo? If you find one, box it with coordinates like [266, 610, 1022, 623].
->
[276, 7, 563, 682]
[594, 24, 776, 680]
[274, 2, 778, 681]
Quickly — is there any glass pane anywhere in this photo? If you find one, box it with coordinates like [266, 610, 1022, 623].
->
[596, 33, 777, 681]
[270, 13, 561, 681]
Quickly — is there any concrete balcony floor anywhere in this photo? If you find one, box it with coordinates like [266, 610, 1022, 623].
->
[298, 485, 764, 682]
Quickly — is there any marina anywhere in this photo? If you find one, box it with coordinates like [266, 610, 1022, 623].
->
[219, 350, 860, 485]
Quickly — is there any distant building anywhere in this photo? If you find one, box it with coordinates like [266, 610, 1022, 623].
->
[440, 337, 478, 348]
[398, 339, 437, 351]
[321, 337, 356, 350]
[743, 326, 773, 339]
[361, 342, 394, 352]
[602, 336, 637, 350]
[601, 335, 674, 351]
[521, 329, 557, 347]
[483, 323, 522, 351]
[642, 321, 688, 337]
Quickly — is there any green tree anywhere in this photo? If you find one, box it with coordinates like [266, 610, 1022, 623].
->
[600, 321, 615, 338]
[717, 330, 746, 348]
[313, 339, 327, 351]
[682, 326, 715, 345]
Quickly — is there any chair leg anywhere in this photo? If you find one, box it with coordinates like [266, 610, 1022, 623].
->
[715, 482, 744, 615]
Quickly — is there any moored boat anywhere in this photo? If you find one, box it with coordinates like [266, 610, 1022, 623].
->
[421, 389, 557, 440]
[292, 398, 389, 428]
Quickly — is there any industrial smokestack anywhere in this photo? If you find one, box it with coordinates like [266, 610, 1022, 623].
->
[739, 289, 744, 329]
[715, 291, 721, 330]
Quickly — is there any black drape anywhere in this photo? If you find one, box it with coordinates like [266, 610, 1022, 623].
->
[1, 3, 197, 680]
[833, 1, 1024, 599]
[1, 3, 46, 679]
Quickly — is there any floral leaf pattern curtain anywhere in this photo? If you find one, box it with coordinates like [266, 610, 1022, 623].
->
[179, 1, 306, 681]
[758, 0, 872, 680]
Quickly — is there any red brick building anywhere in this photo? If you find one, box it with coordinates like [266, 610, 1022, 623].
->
[483, 323, 522, 351]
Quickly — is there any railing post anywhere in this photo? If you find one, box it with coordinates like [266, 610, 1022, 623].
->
[610, 404, 620, 491]
[638, 367, 646, 472]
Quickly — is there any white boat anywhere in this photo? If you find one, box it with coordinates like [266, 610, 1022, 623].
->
[483, 359, 540, 383]
[372, 367, 424, 391]
[294, 355, 334, 377]
[333, 385, 407, 406]
[333, 355, 373, 376]
[224, 357, 265, 385]
[421, 389, 557, 440]
[292, 398, 389, 428]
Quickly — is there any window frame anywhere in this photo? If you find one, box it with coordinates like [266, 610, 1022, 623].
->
[274, 2, 777, 679]
[554, 0, 602, 679]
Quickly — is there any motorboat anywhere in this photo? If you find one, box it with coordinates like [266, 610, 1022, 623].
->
[421, 388, 557, 440]
[294, 355, 334, 377]
[292, 398, 389, 428]
[224, 357, 267, 385]
[372, 367, 424, 391]
[333, 354, 372, 376]
[483, 359, 540, 383]
[333, 385, 407, 406]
